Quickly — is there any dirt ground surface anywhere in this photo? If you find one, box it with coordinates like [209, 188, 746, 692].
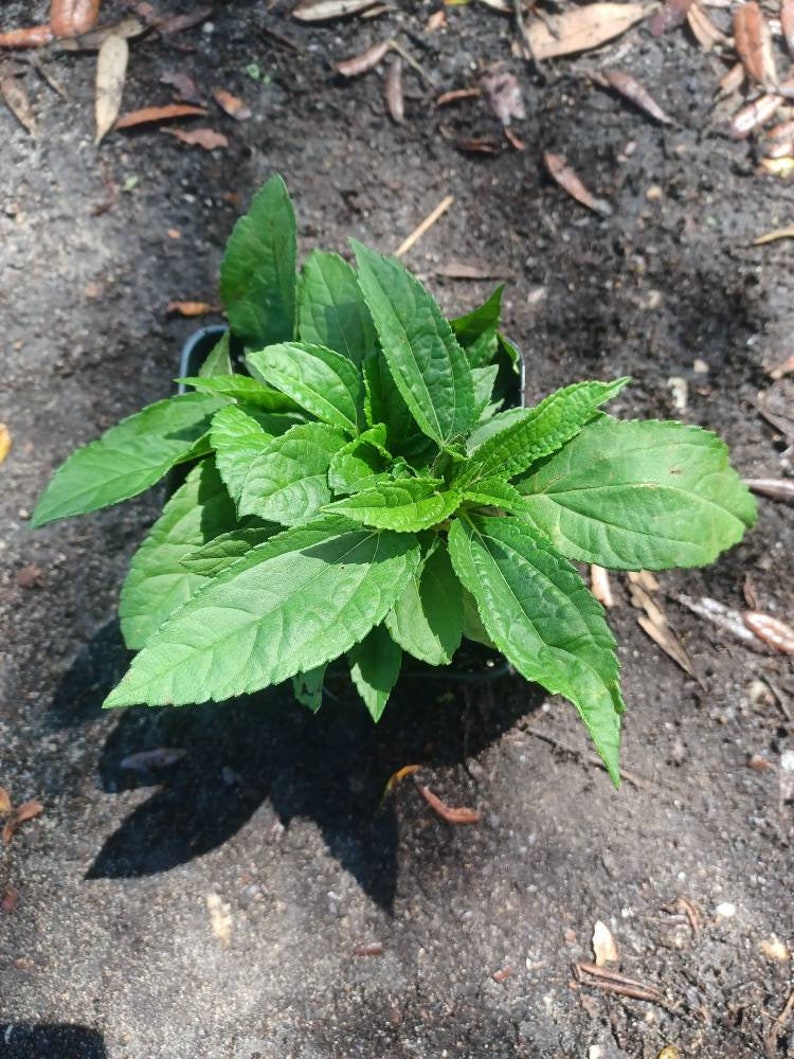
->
[1, 2, 793, 1057]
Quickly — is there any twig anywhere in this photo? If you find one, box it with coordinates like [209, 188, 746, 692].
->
[513, 0, 544, 79]
[575, 960, 674, 1007]
[394, 194, 454, 257]
[524, 724, 654, 791]
[388, 38, 432, 87]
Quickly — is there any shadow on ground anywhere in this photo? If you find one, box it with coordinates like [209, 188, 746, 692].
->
[0, 1024, 107, 1059]
[49, 621, 540, 909]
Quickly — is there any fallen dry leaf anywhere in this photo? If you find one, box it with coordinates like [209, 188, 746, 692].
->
[451, 136, 500, 154]
[381, 764, 421, 802]
[629, 574, 698, 677]
[0, 25, 54, 49]
[753, 224, 794, 244]
[115, 103, 207, 129]
[745, 477, 794, 501]
[601, 70, 673, 124]
[418, 784, 480, 824]
[384, 55, 404, 123]
[783, 0, 794, 57]
[0, 424, 11, 466]
[743, 611, 794, 653]
[687, 3, 727, 50]
[163, 126, 229, 150]
[590, 565, 615, 607]
[503, 126, 525, 150]
[719, 62, 746, 97]
[0, 787, 11, 814]
[95, 34, 129, 144]
[160, 70, 203, 105]
[2, 800, 44, 845]
[480, 67, 525, 126]
[120, 748, 186, 771]
[212, 87, 251, 121]
[544, 152, 612, 217]
[292, 0, 379, 20]
[156, 8, 213, 36]
[335, 39, 391, 77]
[650, 0, 693, 36]
[166, 299, 219, 316]
[526, 4, 645, 60]
[760, 156, 794, 176]
[764, 119, 794, 158]
[51, 0, 101, 37]
[593, 919, 620, 966]
[16, 564, 45, 589]
[54, 17, 146, 51]
[1, 886, 19, 914]
[730, 92, 784, 138]
[734, 3, 778, 86]
[1, 75, 37, 134]
[426, 10, 446, 31]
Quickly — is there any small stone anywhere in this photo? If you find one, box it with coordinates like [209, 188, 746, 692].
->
[715, 902, 737, 918]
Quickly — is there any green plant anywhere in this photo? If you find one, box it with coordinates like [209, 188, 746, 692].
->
[33, 175, 756, 784]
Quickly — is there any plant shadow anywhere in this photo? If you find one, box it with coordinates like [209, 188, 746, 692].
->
[0, 1024, 107, 1058]
[49, 621, 541, 911]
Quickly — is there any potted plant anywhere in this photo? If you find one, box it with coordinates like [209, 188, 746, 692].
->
[32, 176, 756, 785]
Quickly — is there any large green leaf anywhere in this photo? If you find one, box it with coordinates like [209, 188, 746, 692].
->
[104, 521, 422, 708]
[237, 421, 346, 526]
[119, 461, 237, 650]
[448, 516, 623, 785]
[198, 332, 233, 378]
[363, 350, 437, 466]
[328, 426, 390, 495]
[327, 477, 460, 532]
[353, 242, 475, 447]
[386, 543, 462, 665]
[32, 393, 224, 527]
[210, 405, 274, 504]
[178, 373, 300, 413]
[348, 625, 402, 721]
[181, 526, 277, 577]
[456, 379, 629, 488]
[246, 342, 364, 434]
[450, 285, 503, 368]
[292, 665, 327, 714]
[219, 174, 296, 348]
[515, 418, 757, 569]
[297, 250, 376, 365]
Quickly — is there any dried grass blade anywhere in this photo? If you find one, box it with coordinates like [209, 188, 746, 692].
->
[335, 39, 391, 77]
[734, 2, 778, 86]
[95, 34, 129, 144]
[526, 3, 645, 60]
[753, 224, 794, 244]
[544, 152, 613, 217]
[602, 71, 673, 124]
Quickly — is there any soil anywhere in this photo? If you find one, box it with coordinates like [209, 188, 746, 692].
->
[1, 2, 792, 1057]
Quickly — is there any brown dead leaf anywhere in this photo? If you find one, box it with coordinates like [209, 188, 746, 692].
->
[783, 0, 794, 57]
[452, 136, 500, 153]
[95, 34, 129, 144]
[492, 966, 514, 983]
[0, 25, 54, 49]
[734, 3, 778, 86]
[764, 119, 794, 158]
[115, 103, 207, 129]
[503, 126, 525, 150]
[160, 70, 203, 105]
[16, 564, 45, 589]
[156, 8, 213, 36]
[292, 0, 379, 20]
[1, 75, 37, 134]
[526, 4, 645, 60]
[0, 787, 11, 815]
[743, 611, 794, 653]
[480, 67, 525, 126]
[745, 478, 794, 501]
[544, 152, 613, 217]
[2, 800, 44, 844]
[0, 424, 11, 466]
[1, 886, 19, 914]
[384, 55, 404, 123]
[418, 785, 480, 824]
[51, 0, 101, 38]
[628, 575, 698, 678]
[730, 92, 784, 138]
[335, 39, 391, 77]
[593, 920, 620, 966]
[212, 88, 251, 121]
[601, 70, 673, 124]
[649, 0, 693, 36]
[436, 87, 481, 106]
[120, 748, 186, 771]
[718, 62, 746, 97]
[54, 17, 146, 51]
[163, 126, 229, 150]
[687, 3, 727, 50]
[426, 10, 446, 31]
[166, 299, 219, 316]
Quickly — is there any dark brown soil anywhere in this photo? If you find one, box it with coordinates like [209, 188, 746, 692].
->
[1, 2, 792, 1057]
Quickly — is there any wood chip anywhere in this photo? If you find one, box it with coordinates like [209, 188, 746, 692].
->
[575, 961, 667, 1005]
[593, 920, 619, 965]
[718, 62, 746, 97]
[768, 353, 794, 379]
[734, 2, 778, 86]
[743, 611, 794, 653]
[353, 942, 384, 956]
[544, 152, 613, 217]
[417, 784, 480, 824]
[292, 0, 379, 21]
[384, 55, 404, 123]
[675, 593, 765, 649]
[95, 34, 129, 144]
[601, 70, 673, 124]
[526, 4, 645, 60]
[115, 103, 207, 129]
[335, 38, 391, 77]
[1, 75, 36, 134]
[163, 126, 228, 150]
[212, 88, 251, 121]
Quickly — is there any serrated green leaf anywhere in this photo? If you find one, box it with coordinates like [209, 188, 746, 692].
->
[457, 378, 629, 488]
[119, 460, 237, 650]
[386, 543, 462, 665]
[293, 665, 327, 713]
[515, 418, 757, 570]
[353, 241, 475, 447]
[181, 526, 277, 577]
[466, 406, 528, 453]
[246, 342, 364, 434]
[348, 625, 402, 722]
[471, 364, 500, 420]
[363, 350, 437, 466]
[104, 522, 421, 708]
[327, 477, 460, 532]
[237, 421, 346, 526]
[32, 393, 224, 527]
[179, 374, 301, 413]
[328, 425, 391, 495]
[297, 250, 376, 366]
[198, 332, 233, 378]
[462, 477, 526, 512]
[211, 404, 274, 503]
[450, 285, 503, 368]
[448, 516, 623, 785]
[219, 174, 296, 348]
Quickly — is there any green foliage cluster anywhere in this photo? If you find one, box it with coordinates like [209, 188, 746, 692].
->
[33, 176, 756, 784]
